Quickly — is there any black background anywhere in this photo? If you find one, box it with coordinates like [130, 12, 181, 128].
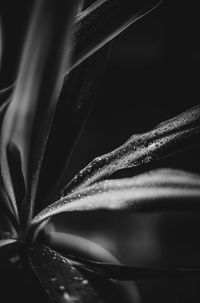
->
[1, 1, 200, 302]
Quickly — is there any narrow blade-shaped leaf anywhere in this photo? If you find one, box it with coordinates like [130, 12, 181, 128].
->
[32, 169, 200, 226]
[0, 238, 16, 248]
[46, 231, 141, 303]
[46, 231, 119, 264]
[70, 0, 163, 72]
[35, 46, 111, 213]
[0, 85, 13, 108]
[72, 257, 200, 280]
[0, 0, 80, 223]
[29, 245, 106, 303]
[0, 181, 18, 225]
[63, 105, 200, 194]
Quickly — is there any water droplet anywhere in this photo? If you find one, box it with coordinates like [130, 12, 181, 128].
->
[51, 277, 57, 282]
[82, 279, 88, 285]
[59, 285, 65, 291]
[62, 259, 67, 263]
[79, 171, 83, 177]
[74, 276, 83, 281]
[9, 255, 20, 264]
[63, 292, 71, 302]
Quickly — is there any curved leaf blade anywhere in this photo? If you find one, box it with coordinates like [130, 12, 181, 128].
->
[0, 238, 16, 248]
[0, 0, 80, 223]
[0, 85, 14, 108]
[63, 105, 200, 194]
[46, 232, 141, 303]
[32, 169, 200, 225]
[70, 0, 164, 72]
[35, 45, 111, 212]
[29, 245, 105, 303]
[46, 231, 119, 264]
[72, 257, 200, 280]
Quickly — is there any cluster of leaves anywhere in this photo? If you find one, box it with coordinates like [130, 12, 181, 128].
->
[0, 0, 200, 302]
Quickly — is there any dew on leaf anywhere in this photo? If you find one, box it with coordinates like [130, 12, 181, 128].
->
[59, 285, 65, 291]
[62, 292, 71, 302]
[9, 255, 20, 264]
[74, 276, 83, 281]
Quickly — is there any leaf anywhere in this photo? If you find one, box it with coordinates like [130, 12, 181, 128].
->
[0, 0, 80, 223]
[35, 45, 111, 213]
[70, 0, 164, 72]
[0, 238, 16, 248]
[63, 105, 200, 194]
[45, 231, 120, 264]
[71, 257, 200, 280]
[0, 179, 19, 226]
[45, 232, 141, 303]
[0, 206, 18, 238]
[0, 85, 13, 143]
[32, 169, 200, 226]
[0, 84, 14, 106]
[29, 245, 106, 303]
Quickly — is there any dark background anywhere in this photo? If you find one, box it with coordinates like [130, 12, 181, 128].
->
[1, 1, 200, 302]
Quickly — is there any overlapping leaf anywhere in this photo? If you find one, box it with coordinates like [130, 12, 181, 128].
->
[72, 257, 200, 280]
[0, 238, 16, 248]
[63, 105, 200, 194]
[70, 0, 163, 72]
[33, 0, 163, 212]
[46, 231, 119, 264]
[0, 0, 80, 223]
[32, 169, 200, 226]
[35, 46, 111, 212]
[0, 85, 13, 108]
[0, 0, 164, 221]
[29, 245, 106, 303]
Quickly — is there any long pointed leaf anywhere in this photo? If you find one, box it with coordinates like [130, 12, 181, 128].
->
[46, 231, 119, 264]
[0, 238, 16, 248]
[70, 0, 163, 72]
[46, 231, 141, 303]
[32, 169, 200, 226]
[35, 46, 111, 213]
[0, 0, 80, 224]
[29, 245, 107, 303]
[0, 181, 19, 227]
[72, 257, 200, 280]
[63, 105, 200, 194]
[0, 85, 14, 107]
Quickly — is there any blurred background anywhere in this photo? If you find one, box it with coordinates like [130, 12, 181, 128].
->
[1, 1, 200, 302]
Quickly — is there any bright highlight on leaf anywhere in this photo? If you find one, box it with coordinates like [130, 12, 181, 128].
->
[32, 169, 200, 225]
[29, 245, 103, 303]
[0, 1, 200, 303]
[63, 105, 200, 194]
[72, 257, 200, 280]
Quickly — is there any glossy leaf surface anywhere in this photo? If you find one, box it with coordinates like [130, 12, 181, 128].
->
[73, 257, 200, 280]
[36, 46, 111, 211]
[32, 169, 200, 225]
[71, 0, 163, 71]
[0, 0, 80, 222]
[64, 105, 200, 194]
[29, 245, 105, 303]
